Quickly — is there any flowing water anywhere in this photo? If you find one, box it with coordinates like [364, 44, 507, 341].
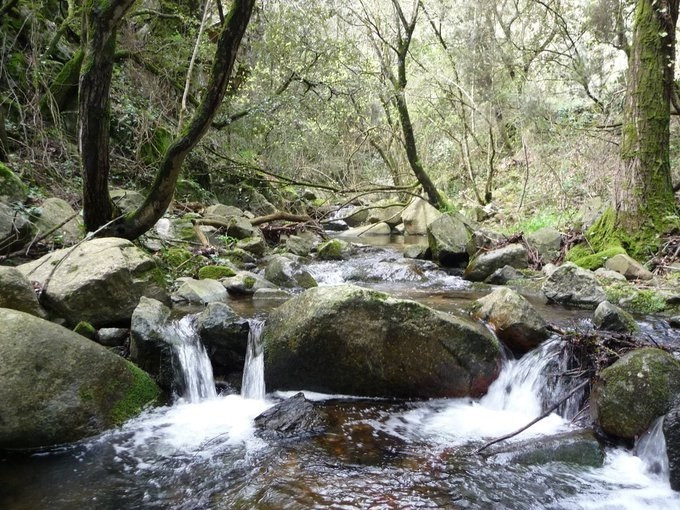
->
[1, 240, 678, 509]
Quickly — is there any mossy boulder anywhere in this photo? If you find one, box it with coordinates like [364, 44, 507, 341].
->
[73, 321, 96, 340]
[542, 262, 606, 307]
[0, 163, 27, 203]
[236, 236, 267, 257]
[17, 238, 168, 327]
[0, 308, 160, 449]
[318, 238, 352, 260]
[263, 285, 502, 398]
[593, 301, 638, 333]
[264, 255, 317, 289]
[222, 270, 276, 296]
[198, 265, 237, 280]
[0, 266, 43, 317]
[472, 287, 550, 353]
[464, 244, 528, 282]
[427, 213, 472, 268]
[591, 348, 680, 439]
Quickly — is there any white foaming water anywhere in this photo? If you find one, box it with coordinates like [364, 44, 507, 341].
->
[636, 416, 670, 480]
[380, 338, 573, 444]
[241, 319, 266, 400]
[168, 315, 217, 402]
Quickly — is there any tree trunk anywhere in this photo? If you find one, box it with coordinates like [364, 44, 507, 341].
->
[617, 0, 678, 228]
[79, 0, 137, 232]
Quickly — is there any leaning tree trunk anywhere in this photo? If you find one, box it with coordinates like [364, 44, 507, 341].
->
[79, 0, 137, 232]
[616, 0, 678, 228]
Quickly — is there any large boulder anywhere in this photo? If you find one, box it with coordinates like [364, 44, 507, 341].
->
[0, 266, 43, 316]
[263, 285, 502, 398]
[526, 228, 562, 262]
[264, 255, 317, 289]
[110, 189, 144, 215]
[366, 200, 403, 227]
[591, 348, 680, 439]
[663, 403, 680, 491]
[0, 308, 160, 449]
[542, 262, 606, 307]
[343, 207, 369, 227]
[33, 197, 82, 245]
[472, 287, 550, 353]
[284, 232, 321, 257]
[427, 214, 471, 268]
[464, 244, 528, 282]
[196, 302, 249, 375]
[604, 254, 653, 281]
[17, 237, 167, 326]
[593, 301, 638, 333]
[402, 198, 442, 235]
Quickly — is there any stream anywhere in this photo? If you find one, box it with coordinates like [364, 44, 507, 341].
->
[1, 235, 679, 509]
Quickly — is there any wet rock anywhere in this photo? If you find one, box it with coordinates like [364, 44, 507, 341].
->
[264, 255, 317, 289]
[284, 233, 321, 256]
[663, 403, 680, 491]
[263, 285, 502, 399]
[0, 308, 160, 449]
[427, 214, 471, 268]
[593, 301, 638, 333]
[402, 198, 442, 235]
[196, 302, 249, 375]
[591, 348, 680, 439]
[110, 189, 144, 215]
[172, 278, 228, 304]
[96, 327, 128, 347]
[318, 238, 353, 260]
[473, 287, 549, 353]
[604, 254, 653, 281]
[324, 219, 349, 231]
[542, 262, 606, 307]
[526, 228, 562, 263]
[236, 236, 267, 257]
[0, 266, 43, 317]
[33, 197, 82, 245]
[403, 244, 430, 260]
[669, 316, 680, 329]
[254, 392, 325, 439]
[17, 237, 168, 327]
[464, 244, 529, 282]
[222, 271, 276, 296]
[489, 430, 604, 467]
[129, 297, 175, 389]
[594, 268, 627, 281]
[485, 265, 525, 285]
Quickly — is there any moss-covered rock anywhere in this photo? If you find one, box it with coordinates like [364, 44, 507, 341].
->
[317, 238, 352, 260]
[0, 163, 27, 204]
[263, 285, 502, 398]
[264, 255, 317, 289]
[236, 236, 266, 257]
[542, 262, 606, 307]
[592, 301, 638, 333]
[198, 265, 237, 280]
[604, 281, 667, 314]
[73, 321, 96, 340]
[591, 348, 680, 439]
[0, 308, 160, 449]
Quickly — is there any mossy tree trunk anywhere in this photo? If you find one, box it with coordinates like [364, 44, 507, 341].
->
[80, 0, 256, 238]
[617, 0, 678, 230]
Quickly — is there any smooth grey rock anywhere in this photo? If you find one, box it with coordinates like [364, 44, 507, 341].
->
[542, 262, 606, 307]
[33, 198, 82, 245]
[110, 189, 144, 215]
[284, 233, 321, 257]
[464, 244, 529, 282]
[593, 301, 638, 333]
[96, 328, 129, 347]
[594, 268, 627, 281]
[427, 214, 471, 268]
[0, 266, 43, 316]
[366, 199, 403, 227]
[0, 308, 159, 449]
[172, 278, 228, 304]
[263, 285, 502, 399]
[129, 297, 174, 389]
[485, 265, 525, 285]
[205, 204, 244, 218]
[343, 207, 369, 227]
[264, 255, 317, 289]
[403, 244, 430, 260]
[222, 271, 276, 296]
[604, 254, 653, 281]
[527, 227, 562, 262]
[18, 237, 168, 326]
[473, 287, 549, 353]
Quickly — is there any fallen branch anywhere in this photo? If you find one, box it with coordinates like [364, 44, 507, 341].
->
[251, 212, 312, 226]
[474, 379, 590, 454]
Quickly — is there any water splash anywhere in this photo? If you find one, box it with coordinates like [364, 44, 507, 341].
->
[241, 319, 265, 400]
[169, 315, 217, 402]
[636, 416, 670, 480]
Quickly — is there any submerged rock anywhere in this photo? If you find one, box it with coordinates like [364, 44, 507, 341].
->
[464, 244, 528, 282]
[593, 301, 638, 333]
[0, 308, 160, 449]
[591, 348, 680, 439]
[542, 262, 606, 307]
[489, 430, 603, 467]
[0, 266, 43, 317]
[264, 255, 317, 289]
[263, 285, 502, 399]
[427, 214, 471, 268]
[254, 392, 325, 439]
[663, 404, 680, 491]
[473, 287, 549, 353]
[17, 237, 167, 326]
[317, 238, 353, 260]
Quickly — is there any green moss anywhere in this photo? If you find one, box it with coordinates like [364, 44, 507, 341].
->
[162, 247, 193, 268]
[605, 281, 667, 314]
[198, 265, 236, 280]
[73, 321, 96, 339]
[570, 247, 627, 270]
[110, 362, 161, 426]
[243, 276, 256, 289]
[0, 162, 27, 201]
[318, 239, 346, 260]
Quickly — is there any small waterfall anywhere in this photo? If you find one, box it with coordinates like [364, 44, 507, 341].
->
[169, 315, 217, 402]
[241, 319, 265, 400]
[636, 416, 670, 480]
